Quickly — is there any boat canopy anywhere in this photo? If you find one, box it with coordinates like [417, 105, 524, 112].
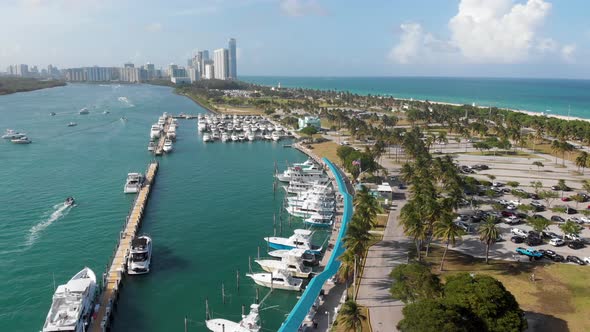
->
[293, 229, 312, 236]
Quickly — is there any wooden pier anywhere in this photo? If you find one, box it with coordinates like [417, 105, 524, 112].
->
[154, 117, 173, 156]
[89, 161, 159, 332]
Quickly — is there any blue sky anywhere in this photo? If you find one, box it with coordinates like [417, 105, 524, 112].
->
[0, 0, 589, 78]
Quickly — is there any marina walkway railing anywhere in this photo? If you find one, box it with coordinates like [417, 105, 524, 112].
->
[278, 158, 353, 332]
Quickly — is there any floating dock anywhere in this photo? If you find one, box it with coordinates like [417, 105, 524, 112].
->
[89, 161, 159, 332]
[154, 117, 173, 156]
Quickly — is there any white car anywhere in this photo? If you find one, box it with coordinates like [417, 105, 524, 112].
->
[492, 182, 504, 187]
[498, 199, 509, 205]
[584, 257, 590, 264]
[511, 228, 528, 237]
[506, 204, 517, 210]
[549, 238, 565, 246]
[579, 216, 590, 224]
[565, 233, 582, 242]
[530, 201, 543, 208]
[509, 200, 522, 206]
[504, 216, 520, 224]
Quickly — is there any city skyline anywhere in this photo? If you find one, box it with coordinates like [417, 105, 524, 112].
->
[0, 0, 589, 79]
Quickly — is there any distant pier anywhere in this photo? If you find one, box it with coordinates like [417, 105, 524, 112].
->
[89, 161, 159, 332]
[154, 117, 173, 156]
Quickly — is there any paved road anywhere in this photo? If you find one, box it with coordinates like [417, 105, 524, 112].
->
[356, 195, 409, 332]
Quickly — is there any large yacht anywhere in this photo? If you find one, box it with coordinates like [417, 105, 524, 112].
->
[11, 136, 32, 144]
[166, 126, 176, 140]
[264, 229, 323, 255]
[127, 235, 152, 275]
[78, 108, 89, 115]
[2, 129, 26, 139]
[150, 124, 161, 139]
[42, 267, 96, 332]
[255, 249, 312, 278]
[206, 304, 261, 332]
[203, 133, 213, 143]
[163, 139, 173, 152]
[124, 173, 144, 194]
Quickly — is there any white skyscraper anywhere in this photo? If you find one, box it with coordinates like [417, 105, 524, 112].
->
[204, 64, 214, 79]
[213, 48, 229, 80]
[228, 38, 237, 79]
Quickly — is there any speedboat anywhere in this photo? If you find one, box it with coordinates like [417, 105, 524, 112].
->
[11, 136, 32, 144]
[50, 112, 56, 116]
[246, 269, 303, 291]
[163, 139, 173, 152]
[206, 303, 261, 332]
[166, 127, 176, 140]
[67, 122, 77, 127]
[150, 124, 161, 139]
[64, 197, 75, 207]
[221, 132, 229, 142]
[2, 129, 26, 139]
[79, 108, 89, 115]
[148, 141, 156, 152]
[304, 213, 334, 227]
[203, 133, 212, 143]
[42, 267, 96, 332]
[127, 235, 152, 275]
[231, 133, 239, 142]
[103, 111, 110, 114]
[124, 173, 143, 194]
[255, 249, 312, 278]
[247, 132, 255, 141]
[264, 229, 323, 255]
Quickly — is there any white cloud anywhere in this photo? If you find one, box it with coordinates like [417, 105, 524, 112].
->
[145, 22, 162, 32]
[280, 0, 325, 17]
[561, 44, 576, 62]
[536, 38, 558, 52]
[449, 0, 551, 63]
[388, 23, 456, 64]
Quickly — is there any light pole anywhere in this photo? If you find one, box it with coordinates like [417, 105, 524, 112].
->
[325, 311, 331, 330]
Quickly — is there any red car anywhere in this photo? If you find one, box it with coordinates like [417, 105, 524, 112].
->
[561, 197, 571, 202]
[501, 211, 515, 217]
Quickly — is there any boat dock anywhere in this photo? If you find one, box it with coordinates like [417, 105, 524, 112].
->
[154, 117, 173, 156]
[89, 161, 159, 332]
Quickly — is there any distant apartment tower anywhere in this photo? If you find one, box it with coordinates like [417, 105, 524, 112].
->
[145, 63, 156, 80]
[228, 38, 237, 79]
[213, 48, 229, 80]
[187, 67, 200, 83]
[204, 63, 214, 79]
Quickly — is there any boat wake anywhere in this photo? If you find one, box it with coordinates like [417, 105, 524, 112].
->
[118, 96, 134, 107]
[26, 203, 72, 247]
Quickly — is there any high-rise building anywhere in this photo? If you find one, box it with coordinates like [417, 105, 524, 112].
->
[145, 63, 156, 80]
[187, 67, 200, 83]
[124, 63, 134, 68]
[228, 38, 237, 79]
[204, 63, 214, 79]
[213, 48, 229, 80]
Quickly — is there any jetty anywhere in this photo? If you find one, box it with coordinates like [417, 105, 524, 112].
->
[154, 117, 173, 156]
[89, 161, 159, 332]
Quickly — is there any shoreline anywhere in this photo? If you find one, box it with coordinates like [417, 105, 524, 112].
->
[0, 80, 66, 96]
[175, 91, 220, 115]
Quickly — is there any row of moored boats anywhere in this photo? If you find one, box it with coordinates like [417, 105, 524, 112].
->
[148, 112, 177, 153]
[198, 114, 289, 143]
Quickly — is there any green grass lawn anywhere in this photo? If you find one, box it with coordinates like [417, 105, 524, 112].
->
[422, 246, 590, 332]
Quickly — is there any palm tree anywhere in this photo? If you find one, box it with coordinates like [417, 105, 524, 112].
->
[575, 151, 588, 174]
[353, 186, 381, 228]
[478, 217, 499, 264]
[337, 300, 366, 332]
[337, 249, 356, 282]
[400, 202, 427, 261]
[432, 213, 462, 271]
[343, 217, 372, 255]
[551, 140, 561, 164]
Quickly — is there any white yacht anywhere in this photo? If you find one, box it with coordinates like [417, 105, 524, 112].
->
[42, 267, 96, 332]
[11, 136, 32, 144]
[157, 116, 166, 127]
[2, 129, 26, 139]
[231, 133, 239, 142]
[197, 120, 207, 132]
[166, 126, 176, 140]
[203, 133, 213, 143]
[263, 133, 272, 140]
[247, 132, 255, 141]
[78, 108, 89, 115]
[124, 173, 143, 194]
[206, 304, 261, 332]
[246, 269, 303, 291]
[276, 162, 323, 182]
[303, 213, 334, 228]
[163, 139, 173, 152]
[284, 179, 330, 195]
[271, 131, 281, 141]
[127, 235, 152, 275]
[264, 229, 322, 255]
[67, 122, 77, 127]
[255, 249, 312, 278]
[268, 249, 318, 265]
[148, 141, 156, 152]
[150, 124, 161, 139]
[221, 132, 229, 142]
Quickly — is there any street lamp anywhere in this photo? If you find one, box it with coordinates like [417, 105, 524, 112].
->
[325, 311, 331, 329]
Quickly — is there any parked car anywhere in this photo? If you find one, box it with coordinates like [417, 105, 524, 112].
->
[539, 249, 564, 262]
[568, 241, 585, 250]
[492, 182, 504, 187]
[511, 228, 528, 237]
[566, 255, 586, 265]
[579, 216, 590, 224]
[506, 204, 517, 210]
[455, 221, 470, 232]
[511, 236, 525, 243]
[513, 189, 529, 197]
[568, 217, 583, 224]
[549, 238, 565, 246]
[583, 257, 590, 264]
[526, 236, 543, 246]
[516, 247, 543, 259]
[530, 193, 540, 200]
[565, 207, 577, 214]
[542, 231, 560, 239]
[565, 233, 582, 242]
[551, 215, 565, 223]
[552, 185, 572, 191]
[504, 216, 521, 225]
[561, 197, 571, 202]
[532, 214, 548, 221]
[501, 211, 515, 217]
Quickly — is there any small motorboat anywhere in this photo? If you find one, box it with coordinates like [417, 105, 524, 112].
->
[103, 111, 110, 114]
[127, 235, 152, 275]
[79, 108, 89, 115]
[64, 197, 75, 207]
[2, 129, 26, 139]
[49, 112, 56, 116]
[67, 122, 77, 127]
[148, 141, 156, 152]
[11, 136, 32, 144]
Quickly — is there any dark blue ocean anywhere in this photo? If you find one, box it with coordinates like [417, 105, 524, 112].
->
[242, 76, 590, 119]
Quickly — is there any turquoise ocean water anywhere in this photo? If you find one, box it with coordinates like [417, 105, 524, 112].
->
[0, 84, 322, 331]
[242, 76, 590, 119]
